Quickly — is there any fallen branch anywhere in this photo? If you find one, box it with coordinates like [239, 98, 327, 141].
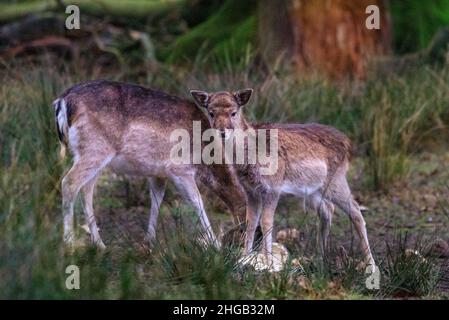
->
[0, 35, 74, 59]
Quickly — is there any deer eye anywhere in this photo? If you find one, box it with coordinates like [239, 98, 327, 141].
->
[209, 112, 214, 118]
[231, 112, 237, 117]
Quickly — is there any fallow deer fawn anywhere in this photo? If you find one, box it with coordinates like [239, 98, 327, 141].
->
[53, 80, 246, 249]
[190, 89, 375, 269]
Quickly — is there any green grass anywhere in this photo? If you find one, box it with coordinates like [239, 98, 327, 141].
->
[0, 56, 448, 299]
[381, 234, 441, 298]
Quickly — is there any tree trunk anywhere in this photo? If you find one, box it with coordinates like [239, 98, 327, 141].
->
[291, 0, 390, 79]
[259, 0, 391, 79]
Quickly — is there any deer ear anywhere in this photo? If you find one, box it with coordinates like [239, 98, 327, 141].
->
[190, 90, 209, 108]
[234, 88, 253, 106]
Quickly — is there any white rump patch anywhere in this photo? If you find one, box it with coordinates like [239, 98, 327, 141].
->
[55, 98, 68, 139]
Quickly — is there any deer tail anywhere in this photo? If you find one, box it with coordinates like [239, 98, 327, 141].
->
[53, 98, 68, 160]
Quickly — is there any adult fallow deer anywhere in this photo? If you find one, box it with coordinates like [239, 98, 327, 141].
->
[54, 80, 246, 249]
[190, 89, 375, 269]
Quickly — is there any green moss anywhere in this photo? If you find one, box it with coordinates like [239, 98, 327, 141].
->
[0, 0, 185, 23]
[70, 0, 185, 20]
[0, 0, 54, 23]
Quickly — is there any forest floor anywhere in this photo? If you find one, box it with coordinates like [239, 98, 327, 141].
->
[89, 150, 449, 299]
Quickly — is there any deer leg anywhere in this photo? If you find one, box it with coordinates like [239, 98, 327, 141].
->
[329, 178, 375, 269]
[145, 177, 167, 245]
[81, 175, 105, 249]
[307, 193, 334, 258]
[243, 191, 262, 255]
[215, 184, 264, 249]
[171, 175, 220, 248]
[206, 164, 247, 225]
[260, 191, 280, 266]
[61, 154, 113, 249]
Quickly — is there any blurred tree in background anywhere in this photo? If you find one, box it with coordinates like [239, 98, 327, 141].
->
[1, 0, 449, 79]
[280, 0, 390, 79]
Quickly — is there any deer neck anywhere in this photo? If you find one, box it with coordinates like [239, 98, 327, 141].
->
[239, 116, 253, 131]
[230, 117, 260, 177]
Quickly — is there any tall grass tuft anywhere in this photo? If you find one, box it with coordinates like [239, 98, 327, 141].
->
[380, 234, 441, 298]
